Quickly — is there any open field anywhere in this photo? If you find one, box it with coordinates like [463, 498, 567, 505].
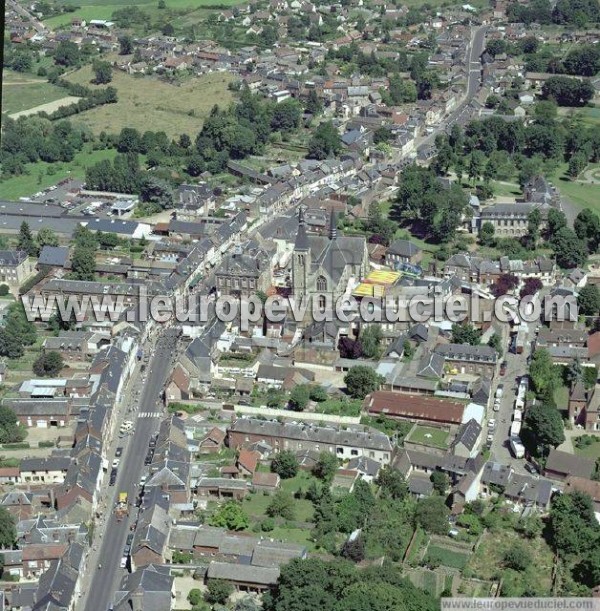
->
[551, 162, 600, 215]
[407, 425, 450, 449]
[0, 147, 117, 201]
[64, 67, 234, 138]
[43, 0, 245, 28]
[1, 70, 67, 117]
[9, 96, 81, 119]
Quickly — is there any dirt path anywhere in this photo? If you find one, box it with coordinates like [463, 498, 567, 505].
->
[9, 95, 80, 119]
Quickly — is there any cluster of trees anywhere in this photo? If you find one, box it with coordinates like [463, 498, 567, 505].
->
[0, 302, 37, 360]
[288, 384, 328, 411]
[189, 90, 303, 172]
[263, 558, 437, 611]
[507, 0, 600, 26]
[1, 116, 89, 178]
[33, 351, 65, 377]
[548, 491, 600, 589]
[85, 152, 143, 196]
[17, 223, 59, 258]
[451, 323, 482, 345]
[307, 121, 342, 160]
[542, 76, 595, 107]
[343, 365, 384, 398]
[394, 164, 469, 242]
[0, 405, 26, 445]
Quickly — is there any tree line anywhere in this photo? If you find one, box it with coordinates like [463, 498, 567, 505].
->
[507, 0, 600, 26]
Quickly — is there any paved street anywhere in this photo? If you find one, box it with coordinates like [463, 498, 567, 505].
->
[78, 328, 180, 611]
[489, 325, 534, 474]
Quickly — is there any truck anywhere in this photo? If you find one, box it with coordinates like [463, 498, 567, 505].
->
[115, 492, 129, 522]
[510, 420, 522, 437]
[509, 436, 525, 459]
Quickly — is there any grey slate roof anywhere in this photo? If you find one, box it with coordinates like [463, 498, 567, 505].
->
[435, 343, 497, 363]
[387, 239, 421, 258]
[207, 561, 280, 586]
[452, 418, 482, 452]
[229, 417, 392, 452]
[0, 250, 28, 266]
[38, 246, 69, 268]
[113, 564, 174, 611]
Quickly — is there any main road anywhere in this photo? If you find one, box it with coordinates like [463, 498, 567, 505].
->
[80, 328, 180, 611]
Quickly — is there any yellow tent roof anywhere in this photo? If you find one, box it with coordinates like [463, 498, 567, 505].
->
[365, 270, 401, 286]
[352, 283, 386, 297]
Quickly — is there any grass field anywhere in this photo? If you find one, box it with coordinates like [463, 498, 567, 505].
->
[43, 0, 245, 27]
[407, 425, 450, 449]
[0, 147, 117, 200]
[425, 545, 470, 570]
[1, 70, 67, 117]
[551, 162, 600, 215]
[242, 491, 314, 522]
[64, 67, 234, 138]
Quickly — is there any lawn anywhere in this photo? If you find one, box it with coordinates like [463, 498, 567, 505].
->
[0, 147, 117, 201]
[242, 491, 314, 523]
[573, 434, 600, 459]
[553, 383, 569, 410]
[1, 71, 67, 117]
[280, 470, 320, 496]
[315, 398, 362, 417]
[64, 67, 234, 138]
[407, 425, 450, 449]
[550, 162, 600, 216]
[425, 545, 470, 570]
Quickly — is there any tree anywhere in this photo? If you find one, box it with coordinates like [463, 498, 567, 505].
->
[546, 208, 567, 236]
[451, 322, 481, 345]
[479, 221, 496, 246]
[430, 470, 449, 495]
[574, 548, 600, 587]
[574, 209, 600, 253]
[92, 59, 112, 84]
[305, 89, 322, 115]
[289, 384, 310, 411]
[234, 597, 261, 611]
[549, 491, 600, 558]
[312, 451, 338, 482]
[309, 385, 328, 402]
[360, 325, 383, 358]
[17, 222, 37, 257]
[542, 76, 594, 107]
[0, 508, 16, 549]
[0, 285, 8, 297]
[188, 589, 202, 606]
[525, 403, 565, 456]
[551, 227, 587, 268]
[271, 99, 302, 134]
[520, 277, 543, 298]
[71, 244, 96, 281]
[117, 127, 143, 153]
[205, 579, 233, 605]
[270, 450, 299, 479]
[119, 35, 134, 55]
[266, 490, 296, 520]
[491, 273, 519, 298]
[503, 543, 532, 571]
[0, 406, 25, 444]
[36, 227, 59, 249]
[33, 351, 64, 377]
[525, 208, 542, 247]
[565, 358, 583, 387]
[376, 466, 409, 500]
[568, 152, 587, 180]
[158, 0, 166, 7]
[54, 41, 80, 66]
[415, 496, 450, 535]
[578, 284, 600, 316]
[209, 501, 249, 531]
[341, 535, 365, 562]
[530, 349, 560, 397]
[344, 366, 383, 399]
[308, 121, 342, 159]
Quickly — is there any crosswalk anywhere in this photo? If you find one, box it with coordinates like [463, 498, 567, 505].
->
[138, 412, 162, 418]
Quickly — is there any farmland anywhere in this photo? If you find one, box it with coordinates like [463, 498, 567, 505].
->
[64, 67, 235, 138]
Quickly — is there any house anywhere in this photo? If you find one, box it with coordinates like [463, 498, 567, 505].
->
[206, 562, 279, 593]
[451, 418, 482, 458]
[113, 564, 174, 611]
[198, 427, 226, 454]
[37, 245, 70, 270]
[196, 477, 250, 500]
[236, 449, 260, 477]
[477, 203, 542, 238]
[165, 365, 191, 403]
[215, 243, 271, 298]
[345, 456, 382, 481]
[0, 250, 35, 290]
[481, 462, 553, 509]
[227, 417, 392, 463]
[251, 471, 280, 493]
[385, 239, 423, 268]
[434, 343, 497, 377]
[544, 449, 596, 481]
[130, 502, 171, 571]
[18, 457, 71, 484]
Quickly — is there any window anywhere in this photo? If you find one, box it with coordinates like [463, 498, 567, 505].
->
[316, 276, 327, 291]
[336, 447, 344, 454]
[351, 449, 358, 456]
[369, 451, 374, 458]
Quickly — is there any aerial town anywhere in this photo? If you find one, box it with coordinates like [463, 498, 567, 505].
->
[3, 0, 600, 608]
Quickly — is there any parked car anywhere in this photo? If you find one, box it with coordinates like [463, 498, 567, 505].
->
[487, 419, 496, 429]
[500, 361, 507, 376]
[524, 462, 538, 474]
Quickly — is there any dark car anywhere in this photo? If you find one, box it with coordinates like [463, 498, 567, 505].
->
[144, 454, 153, 466]
[126, 534, 134, 546]
[115, 447, 123, 458]
[500, 361, 507, 376]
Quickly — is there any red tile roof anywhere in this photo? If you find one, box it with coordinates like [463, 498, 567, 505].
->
[364, 391, 465, 424]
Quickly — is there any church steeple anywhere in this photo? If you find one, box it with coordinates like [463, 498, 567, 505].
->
[329, 208, 337, 241]
[294, 207, 309, 251]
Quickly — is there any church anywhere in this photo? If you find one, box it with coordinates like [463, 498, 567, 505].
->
[291, 208, 369, 300]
